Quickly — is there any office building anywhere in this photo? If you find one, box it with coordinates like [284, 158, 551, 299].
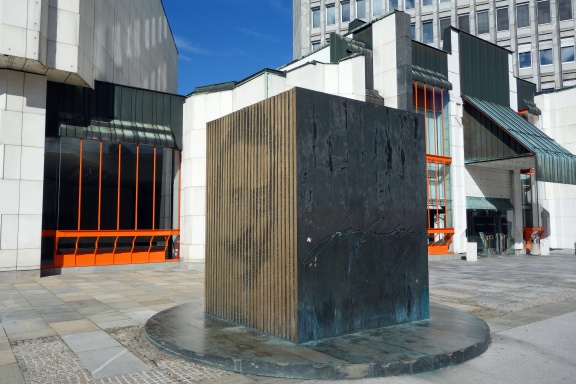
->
[293, 0, 576, 91]
[180, 11, 576, 268]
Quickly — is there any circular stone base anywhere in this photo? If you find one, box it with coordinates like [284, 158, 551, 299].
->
[145, 303, 490, 380]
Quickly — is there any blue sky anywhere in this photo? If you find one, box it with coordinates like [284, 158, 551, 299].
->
[162, 0, 294, 95]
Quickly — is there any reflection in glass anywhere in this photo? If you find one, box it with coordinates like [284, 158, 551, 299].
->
[100, 142, 119, 230]
[540, 48, 553, 66]
[326, 5, 335, 25]
[341, 2, 350, 22]
[138, 145, 155, 229]
[120, 143, 137, 230]
[357, 0, 366, 18]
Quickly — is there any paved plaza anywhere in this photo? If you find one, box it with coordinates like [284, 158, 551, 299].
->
[1, 253, 576, 383]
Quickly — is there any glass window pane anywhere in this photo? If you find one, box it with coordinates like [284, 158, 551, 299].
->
[100, 142, 119, 230]
[458, 14, 470, 33]
[388, 0, 398, 11]
[58, 138, 81, 230]
[477, 11, 489, 34]
[497, 8, 509, 31]
[357, 0, 366, 18]
[561, 45, 575, 63]
[423, 21, 433, 43]
[138, 145, 155, 229]
[119, 143, 137, 230]
[559, 0, 573, 21]
[423, 0, 432, 6]
[519, 51, 532, 68]
[312, 41, 321, 51]
[517, 4, 530, 28]
[326, 4, 335, 25]
[540, 48, 553, 65]
[373, 0, 383, 16]
[538, 0, 551, 24]
[80, 139, 100, 230]
[440, 18, 451, 40]
[405, 0, 415, 9]
[411, 24, 416, 39]
[341, 2, 350, 22]
[157, 148, 175, 230]
[312, 8, 320, 28]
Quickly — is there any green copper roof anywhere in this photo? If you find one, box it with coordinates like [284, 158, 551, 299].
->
[466, 196, 514, 211]
[464, 96, 576, 185]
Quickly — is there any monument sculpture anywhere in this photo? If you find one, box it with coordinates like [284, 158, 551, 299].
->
[205, 87, 428, 343]
[146, 87, 490, 379]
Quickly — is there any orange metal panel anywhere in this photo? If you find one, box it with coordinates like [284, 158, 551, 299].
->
[95, 253, 114, 266]
[114, 252, 132, 265]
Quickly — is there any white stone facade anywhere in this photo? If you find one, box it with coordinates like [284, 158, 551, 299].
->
[0, 0, 178, 274]
[536, 87, 576, 251]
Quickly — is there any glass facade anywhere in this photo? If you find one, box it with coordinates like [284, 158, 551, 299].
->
[414, 83, 453, 254]
[42, 81, 182, 267]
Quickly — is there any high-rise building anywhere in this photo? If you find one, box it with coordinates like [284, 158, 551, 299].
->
[293, 0, 576, 91]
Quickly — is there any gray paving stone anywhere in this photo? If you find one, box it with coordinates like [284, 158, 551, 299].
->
[62, 330, 121, 353]
[76, 345, 150, 379]
[0, 363, 25, 384]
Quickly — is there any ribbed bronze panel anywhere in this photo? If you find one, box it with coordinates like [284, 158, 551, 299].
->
[206, 89, 298, 342]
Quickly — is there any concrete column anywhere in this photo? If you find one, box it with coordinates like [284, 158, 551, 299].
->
[512, 170, 525, 253]
[0, 70, 47, 274]
[372, 12, 413, 110]
[446, 30, 467, 254]
[529, 0, 541, 89]
[510, 0, 519, 77]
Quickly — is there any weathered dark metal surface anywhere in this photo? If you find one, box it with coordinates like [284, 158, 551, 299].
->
[517, 78, 541, 115]
[46, 81, 184, 149]
[458, 32, 510, 107]
[412, 41, 452, 90]
[464, 95, 576, 185]
[145, 302, 490, 380]
[295, 88, 428, 342]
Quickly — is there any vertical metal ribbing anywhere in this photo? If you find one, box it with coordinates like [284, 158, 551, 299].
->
[206, 90, 299, 342]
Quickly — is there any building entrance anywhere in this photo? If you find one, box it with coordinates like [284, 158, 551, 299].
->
[466, 209, 513, 255]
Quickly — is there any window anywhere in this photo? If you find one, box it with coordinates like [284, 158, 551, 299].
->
[440, 18, 451, 40]
[559, 0, 573, 21]
[312, 41, 321, 51]
[519, 51, 531, 68]
[423, 21, 434, 43]
[357, 0, 366, 18]
[458, 14, 470, 33]
[411, 24, 416, 39]
[540, 48, 553, 66]
[497, 7, 509, 31]
[477, 11, 489, 34]
[537, 0, 551, 24]
[440, 0, 450, 3]
[406, 0, 415, 9]
[518, 44, 532, 68]
[561, 46, 575, 63]
[423, 0, 433, 6]
[312, 8, 320, 28]
[389, 0, 398, 11]
[517, 4, 530, 28]
[373, 0, 383, 16]
[326, 4, 335, 25]
[341, 2, 350, 22]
